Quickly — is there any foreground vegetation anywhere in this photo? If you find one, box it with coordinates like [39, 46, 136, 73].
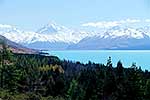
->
[0, 43, 150, 100]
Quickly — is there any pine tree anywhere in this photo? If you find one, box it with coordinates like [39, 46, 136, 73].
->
[106, 56, 112, 67]
[67, 79, 78, 100]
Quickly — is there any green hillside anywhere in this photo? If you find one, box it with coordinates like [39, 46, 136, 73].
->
[0, 42, 150, 100]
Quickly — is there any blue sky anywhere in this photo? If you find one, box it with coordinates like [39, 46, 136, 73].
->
[0, 0, 149, 31]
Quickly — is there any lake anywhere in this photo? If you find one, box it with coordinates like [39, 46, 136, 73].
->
[46, 50, 150, 70]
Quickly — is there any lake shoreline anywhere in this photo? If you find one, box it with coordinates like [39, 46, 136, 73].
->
[44, 50, 150, 70]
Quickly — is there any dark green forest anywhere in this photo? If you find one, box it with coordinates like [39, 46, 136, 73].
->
[1, 44, 150, 100]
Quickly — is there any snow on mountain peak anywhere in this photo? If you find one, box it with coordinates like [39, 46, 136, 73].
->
[37, 22, 71, 34]
[103, 27, 146, 39]
[0, 22, 150, 50]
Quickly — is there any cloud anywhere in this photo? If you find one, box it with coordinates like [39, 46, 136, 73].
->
[0, 24, 12, 28]
[82, 21, 120, 28]
[82, 19, 141, 28]
[145, 19, 150, 22]
[124, 19, 141, 23]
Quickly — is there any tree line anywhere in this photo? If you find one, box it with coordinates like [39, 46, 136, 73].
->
[0, 42, 150, 100]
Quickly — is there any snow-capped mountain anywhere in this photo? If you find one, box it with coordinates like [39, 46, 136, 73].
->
[68, 26, 150, 50]
[0, 23, 150, 50]
[37, 22, 72, 34]
[0, 23, 91, 50]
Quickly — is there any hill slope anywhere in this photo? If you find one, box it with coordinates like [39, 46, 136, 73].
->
[0, 35, 39, 54]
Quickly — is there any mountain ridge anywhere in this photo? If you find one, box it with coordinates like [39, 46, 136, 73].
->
[0, 23, 150, 50]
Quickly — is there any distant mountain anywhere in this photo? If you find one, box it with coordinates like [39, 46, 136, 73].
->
[0, 35, 38, 54]
[0, 23, 150, 50]
[0, 23, 90, 50]
[37, 22, 70, 34]
[0, 24, 71, 50]
[68, 27, 150, 50]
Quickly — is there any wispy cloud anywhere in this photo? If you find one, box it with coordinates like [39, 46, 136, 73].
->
[0, 24, 13, 28]
[145, 19, 150, 22]
[82, 19, 141, 28]
[82, 21, 119, 28]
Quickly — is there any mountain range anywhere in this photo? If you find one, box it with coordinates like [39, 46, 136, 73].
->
[0, 23, 150, 50]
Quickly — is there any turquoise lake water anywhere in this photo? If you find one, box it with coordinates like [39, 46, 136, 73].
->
[46, 50, 150, 70]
